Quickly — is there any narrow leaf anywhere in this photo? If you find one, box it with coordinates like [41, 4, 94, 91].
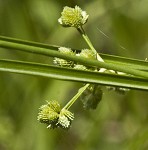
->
[101, 54, 148, 71]
[0, 59, 148, 90]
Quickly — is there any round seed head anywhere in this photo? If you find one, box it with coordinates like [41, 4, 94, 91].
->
[58, 6, 89, 28]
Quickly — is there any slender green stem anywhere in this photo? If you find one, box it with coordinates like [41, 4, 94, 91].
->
[77, 27, 96, 54]
[77, 27, 104, 62]
[63, 84, 90, 110]
[71, 27, 104, 109]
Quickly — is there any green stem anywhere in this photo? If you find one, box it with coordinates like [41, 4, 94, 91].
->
[0, 59, 148, 90]
[63, 84, 90, 110]
[77, 27, 104, 62]
[0, 39, 148, 78]
[0, 35, 59, 50]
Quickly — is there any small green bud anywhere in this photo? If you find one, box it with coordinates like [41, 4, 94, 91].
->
[54, 58, 72, 67]
[73, 64, 87, 70]
[53, 47, 75, 67]
[58, 47, 75, 55]
[79, 49, 96, 60]
[76, 49, 96, 70]
[58, 6, 89, 28]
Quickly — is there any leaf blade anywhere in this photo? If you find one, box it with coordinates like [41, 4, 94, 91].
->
[0, 59, 148, 90]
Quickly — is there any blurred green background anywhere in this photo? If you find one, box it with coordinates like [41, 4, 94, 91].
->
[0, 0, 148, 150]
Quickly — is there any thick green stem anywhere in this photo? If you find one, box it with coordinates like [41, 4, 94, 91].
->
[63, 84, 90, 110]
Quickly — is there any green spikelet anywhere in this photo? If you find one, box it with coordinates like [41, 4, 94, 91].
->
[37, 101, 74, 129]
[58, 6, 89, 28]
[79, 49, 96, 59]
[53, 47, 75, 67]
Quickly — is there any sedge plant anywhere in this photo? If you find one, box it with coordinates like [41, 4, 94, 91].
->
[0, 6, 148, 130]
[37, 6, 146, 129]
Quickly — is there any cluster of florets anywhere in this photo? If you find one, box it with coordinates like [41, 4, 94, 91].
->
[58, 6, 89, 28]
[53, 47, 96, 70]
[37, 101, 74, 129]
[53, 47, 75, 67]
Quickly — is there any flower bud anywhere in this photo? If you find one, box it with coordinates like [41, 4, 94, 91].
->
[79, 49, 96, 60]
[53, 47, 75, 67]
[73, 64, 87, 70]
[58, 6, 89, 28]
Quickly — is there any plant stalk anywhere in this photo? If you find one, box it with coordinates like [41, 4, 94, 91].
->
[0, 39, 148, 78]
[77, 27, 104, 62]
[63, 84, 90, 110]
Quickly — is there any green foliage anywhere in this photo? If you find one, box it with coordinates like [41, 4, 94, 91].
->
[0, 0, 148, 150]
[81, 84, 103, 109]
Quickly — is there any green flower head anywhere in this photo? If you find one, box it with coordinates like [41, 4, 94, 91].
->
[75, 49, 96, 70]
[53, 47, 75, 67]
[37, 101, 60, 126]
[79, 49, 96, 60]
[58, 6, 89, 28]
[37, 101, 74, 129]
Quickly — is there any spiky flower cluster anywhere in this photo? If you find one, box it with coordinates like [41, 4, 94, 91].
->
[78, 49, 96, 59]
[58, 6, 89, 28]
[53, 47, 75, 67]
[37, 101, 74, 129]
[54, 47, 96, 70]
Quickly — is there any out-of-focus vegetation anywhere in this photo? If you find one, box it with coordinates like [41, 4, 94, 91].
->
[0, 0, 148, 150]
